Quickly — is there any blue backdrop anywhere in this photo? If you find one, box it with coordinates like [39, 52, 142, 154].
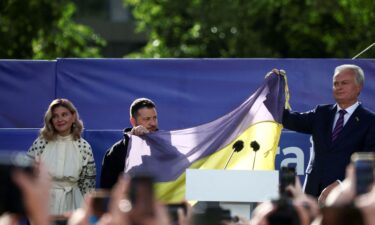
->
[0, 59, 374, 186]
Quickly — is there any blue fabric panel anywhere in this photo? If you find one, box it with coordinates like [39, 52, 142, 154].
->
[55, 59, 375, 130]
[0, 60, 56, 128]
[0, 59, 374, 129]
[55, 58, 267, 130]
[0, 128, 39, 151]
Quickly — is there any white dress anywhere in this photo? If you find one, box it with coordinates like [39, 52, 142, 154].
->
[28, 135, 96, 215]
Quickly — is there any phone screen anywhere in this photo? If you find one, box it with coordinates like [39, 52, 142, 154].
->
[51, 216, 69, 225]
[279, 166, 296, 197]
[91, 190, 110, 218]
[352, 152, 374, 196]
[354, 159, 374, 195]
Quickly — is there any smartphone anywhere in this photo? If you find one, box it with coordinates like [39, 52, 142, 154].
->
[0, 151, 34, 216]
[51, 215, 69, 225]
[352, 152, 375, 196]
[279, 166, 296, 197]
[167, 203, 187, 224]
[129, 175, 155, 218]
[91, 189, 110, 219]
[192, 206, 233, 225]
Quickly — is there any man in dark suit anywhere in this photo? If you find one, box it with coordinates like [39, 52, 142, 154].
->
[282, 64, 375, 199]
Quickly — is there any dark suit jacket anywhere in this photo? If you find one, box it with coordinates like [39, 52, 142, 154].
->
[283, 104, 375, 197]
[100, 128, 131, 189]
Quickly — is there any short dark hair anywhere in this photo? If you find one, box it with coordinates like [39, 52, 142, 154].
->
[129, 98, 156, 118]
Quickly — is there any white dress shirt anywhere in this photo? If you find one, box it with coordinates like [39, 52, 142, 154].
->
[332, 101, 360, 131]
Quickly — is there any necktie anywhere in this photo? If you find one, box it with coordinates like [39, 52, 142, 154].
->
[332, 109, 347, 142]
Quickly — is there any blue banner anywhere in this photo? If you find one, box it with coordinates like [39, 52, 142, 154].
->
[1, 59, 374, 129]
[1, 59, 374, 187]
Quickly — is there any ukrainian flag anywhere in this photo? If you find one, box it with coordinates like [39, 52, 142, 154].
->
[125, 71, 288, 203]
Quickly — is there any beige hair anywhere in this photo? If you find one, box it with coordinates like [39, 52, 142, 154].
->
[40, 98, 83, 141]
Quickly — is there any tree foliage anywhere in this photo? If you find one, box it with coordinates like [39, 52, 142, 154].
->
[124, 0, 375, 58]
[0, 0, 105, 59]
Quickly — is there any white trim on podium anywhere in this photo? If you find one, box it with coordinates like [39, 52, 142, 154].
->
[186, 169, 279, 219]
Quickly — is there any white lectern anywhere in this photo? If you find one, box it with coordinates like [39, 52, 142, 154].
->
[186, 169, 279, 219]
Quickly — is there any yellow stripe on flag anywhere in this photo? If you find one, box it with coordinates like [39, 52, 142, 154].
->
[154, 121, 283, 203]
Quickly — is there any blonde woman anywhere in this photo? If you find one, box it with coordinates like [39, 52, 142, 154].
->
[28, 98, 96, 215]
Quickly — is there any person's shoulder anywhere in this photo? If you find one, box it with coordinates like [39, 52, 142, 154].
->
[31, 136, 48, 146]
[28, 136, 48, 156]
[105, 138, 128, 156]
[75, 137, 95, 159]
[123, 127, 132, 133]
[357, 105, 375, 119]
[357, 104, 375, 114]
[303, 104, 334, 114]
[76, 137, 92, 148]
[315, 104, 334, 110]
[103, 129, 131, 157]
[312, 104, 335, 113]
[111, 138, 128, 150]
